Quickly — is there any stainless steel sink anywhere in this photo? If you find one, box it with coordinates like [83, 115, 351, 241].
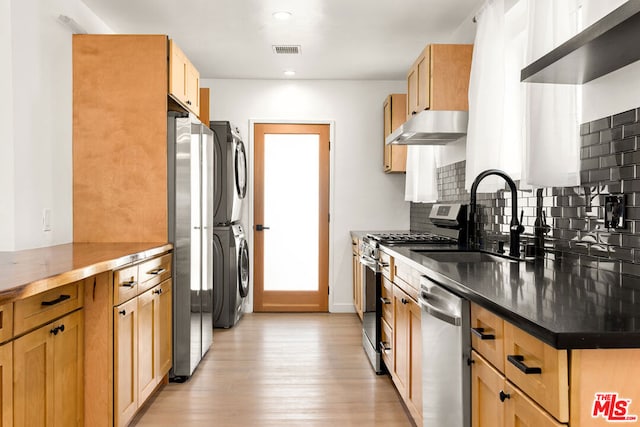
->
[411, 250, 517, 263]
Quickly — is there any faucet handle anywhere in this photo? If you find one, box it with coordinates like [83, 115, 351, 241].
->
[512, 210, 525, 234]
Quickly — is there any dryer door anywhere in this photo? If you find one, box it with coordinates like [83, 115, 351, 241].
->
[235, 140, 247, 200]
[237, 238, 250, 298]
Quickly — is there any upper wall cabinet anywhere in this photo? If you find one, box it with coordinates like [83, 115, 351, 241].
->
[169, 40, 200, 116]
[383, 94, 407, 173]
[406, 44, 473, 118]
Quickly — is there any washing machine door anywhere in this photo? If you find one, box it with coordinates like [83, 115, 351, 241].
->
[237, 238, 250, 298]
[234, 139, 247, 200]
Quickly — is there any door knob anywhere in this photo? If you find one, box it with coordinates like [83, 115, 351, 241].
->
[256, 224, 270, 231]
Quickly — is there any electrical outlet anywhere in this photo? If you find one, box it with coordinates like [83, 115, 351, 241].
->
[42, 208, 52, 232]
[604, 195, 624, 229]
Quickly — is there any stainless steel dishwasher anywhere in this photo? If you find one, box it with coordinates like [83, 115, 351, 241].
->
[419, 275, 470, 427]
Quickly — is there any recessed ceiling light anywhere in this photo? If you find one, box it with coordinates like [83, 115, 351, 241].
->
[283, 70, 296, 77]
[272, 11, 292, 20]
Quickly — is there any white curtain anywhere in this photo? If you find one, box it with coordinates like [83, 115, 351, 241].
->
[466, 0, 582, 190]
[404, 146, 438, 202]
[521, 0, 580, 188]
[465, 0, 524, 192]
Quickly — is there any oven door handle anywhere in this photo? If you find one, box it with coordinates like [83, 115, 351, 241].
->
[359, 256, 378, 270]
[419, 295, 461, 326]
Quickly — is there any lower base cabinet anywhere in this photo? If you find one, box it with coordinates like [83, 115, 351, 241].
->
[471, 351, 564, 427]
[0, 343, 12, 426]
[392, 285, 422, 424]
[13, 310, 84, 426]
[115, 279, 173, 427]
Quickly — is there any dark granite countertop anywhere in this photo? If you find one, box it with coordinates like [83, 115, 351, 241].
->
[382, 244, 640, 350]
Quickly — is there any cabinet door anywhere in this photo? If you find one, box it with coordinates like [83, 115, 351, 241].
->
[138, 287, 158, 404]
[471, 350, 505, 427]
[157, 279, 173, 378]
[416, 48, 430, 112]
[14, 310, 83, 427]
[383, 94, 407, 173]
[408, 296, 422, 421]
[406, 66, 418, 118]
[0, 342, 12, 427]
[504, 383, 565, 427]
[393, 286, 410, 394]
[169, 40, 187, 104]
[186, 62, 200, 116]
[114, 298, 138, 427]
[352, 251, 362, 320]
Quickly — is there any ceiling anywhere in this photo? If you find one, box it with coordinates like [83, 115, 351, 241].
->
[80, 0, 482, 80]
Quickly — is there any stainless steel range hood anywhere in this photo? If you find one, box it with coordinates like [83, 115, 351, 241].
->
[385, 110, 468, 145]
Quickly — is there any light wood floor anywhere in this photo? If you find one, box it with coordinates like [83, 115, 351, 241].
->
[132, 313, 414, 426]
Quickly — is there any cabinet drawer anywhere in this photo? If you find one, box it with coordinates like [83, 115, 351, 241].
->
[470, 303, 504, 372]
[503, 322, 569, 423]
[14, 281, 83, 336]
[380, 251, 393, 280]
[114, 264, 139, 305]
[0, 303, 13, 343]
[381, 317, 393, 372]
[138, 253, 172, 293]
[394, 260, 420, 292]
[381, 276, 394, 323]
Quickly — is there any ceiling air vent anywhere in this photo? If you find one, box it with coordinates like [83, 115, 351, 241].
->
[272, 45, 301, 55]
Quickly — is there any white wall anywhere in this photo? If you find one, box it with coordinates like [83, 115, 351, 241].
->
[1, 0, 111, 251]
[202, 79, 410, 312]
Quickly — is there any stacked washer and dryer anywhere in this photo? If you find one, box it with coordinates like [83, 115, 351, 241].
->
[210, 121, 250, 328]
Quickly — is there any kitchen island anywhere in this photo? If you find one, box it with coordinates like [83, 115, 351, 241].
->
[0, 242, 173, 426]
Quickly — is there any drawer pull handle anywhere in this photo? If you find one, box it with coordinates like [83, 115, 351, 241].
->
[41, 294, 71, 306]
[119, 309, 127, 316]
[507, 355, 542, 374]
[153, 289, 163, 295]
[121, 280, 136, 288]
[471, 327, 495, 340]
[380, 297, 391, 305]
[148, 268, 166, 275]
[379, 341, 391, 353]
[499, 390, 511, 402]
[50, 324, 65, 335]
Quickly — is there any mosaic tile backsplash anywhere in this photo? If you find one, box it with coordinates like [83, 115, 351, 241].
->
[410, 107, 640, 278]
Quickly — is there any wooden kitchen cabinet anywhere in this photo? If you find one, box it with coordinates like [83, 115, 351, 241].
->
[169, 39, 200, 116]
[392, 285, 422, 424]
[383, 94, 407, 173]
[351, 237, 363, 320]
[471, 350, 562, 427]
[138, 279, 173, 405]
[0, 342, 12, 426]
[406, 44, 473, 118]
[114, 297, 138, 427]
[13, 309, 84, 426]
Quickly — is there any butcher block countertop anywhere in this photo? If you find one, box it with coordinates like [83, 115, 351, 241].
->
[0, 242, 173, 305]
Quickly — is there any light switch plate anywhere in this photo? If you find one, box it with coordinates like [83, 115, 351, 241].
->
[604, 194, 625, 229]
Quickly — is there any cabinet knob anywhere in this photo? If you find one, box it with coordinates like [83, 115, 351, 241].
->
[49, 324, 65, 335]
[499, 390, 511, 402]
[401, 298, 408, 305]
[187, 100, 192, 105]
[119, 309, 127, 316]
[153, 289, 163, 295]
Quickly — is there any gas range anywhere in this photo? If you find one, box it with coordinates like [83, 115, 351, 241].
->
[361, 231, 458, 260]
[360, 203, 468, 261]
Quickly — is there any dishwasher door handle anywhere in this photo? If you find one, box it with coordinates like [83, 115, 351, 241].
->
[419, 296, 461, 326]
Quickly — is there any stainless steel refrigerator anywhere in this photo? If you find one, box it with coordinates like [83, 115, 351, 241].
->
[168, 112, 214, 379]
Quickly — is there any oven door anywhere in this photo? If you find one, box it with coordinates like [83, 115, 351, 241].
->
[360, 255, 383, 373]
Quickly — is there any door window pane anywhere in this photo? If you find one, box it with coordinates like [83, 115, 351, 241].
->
[263, 133, 319, 291]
